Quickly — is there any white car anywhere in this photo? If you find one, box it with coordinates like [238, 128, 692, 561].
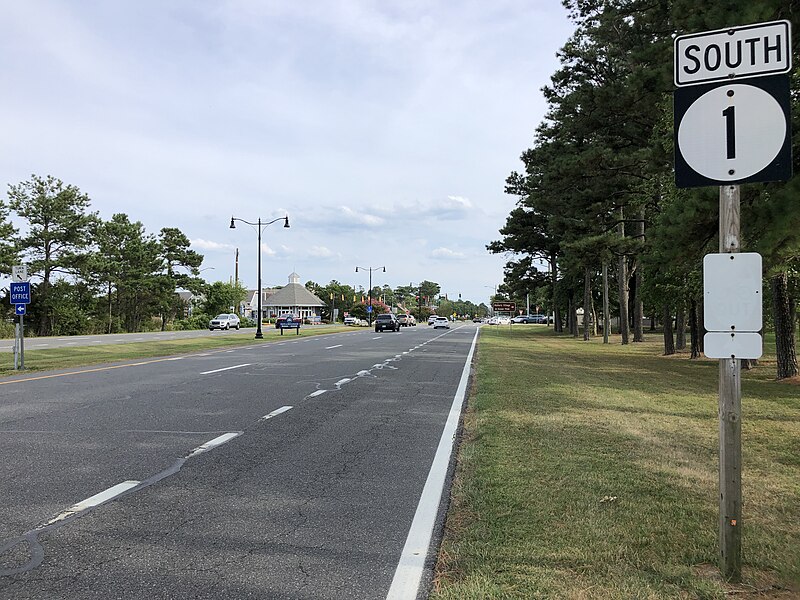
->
[344, 317, 359, 326]
[496, 316, 511, 325]
[432, 316, 450, 329]
[209, 313, 240, 330]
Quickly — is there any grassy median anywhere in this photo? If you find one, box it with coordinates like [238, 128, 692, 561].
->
[0, 326, 351, 377]
[432, 326, 799, 599]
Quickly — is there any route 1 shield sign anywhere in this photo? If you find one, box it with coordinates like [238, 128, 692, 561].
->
[674, 75, 791, 188]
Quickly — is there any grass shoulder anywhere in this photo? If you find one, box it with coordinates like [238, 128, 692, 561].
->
[432, 326, 799, 599]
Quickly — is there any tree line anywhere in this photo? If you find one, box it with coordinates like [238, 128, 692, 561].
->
[0, 174, 211, 336]
[489, 1, 799, 378]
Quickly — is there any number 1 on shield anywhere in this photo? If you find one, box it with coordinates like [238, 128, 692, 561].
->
[723, 105, 735, 160]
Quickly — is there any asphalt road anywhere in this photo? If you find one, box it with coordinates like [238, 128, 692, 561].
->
[0, 323, 478, 599]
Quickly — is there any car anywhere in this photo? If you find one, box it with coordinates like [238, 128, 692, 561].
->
[344, 316, 359, 326]
[397, 314, 410, 327]
[375, 313, 400, 332]
[428, 315, 438, 326]
[406, 314, 417, 326]
[432, 316, 450, 329]
[512, 314, 538, 324]
[496, 316, 512, 325]
[472, 317, 482, 323]
[209, 313, 240, 330]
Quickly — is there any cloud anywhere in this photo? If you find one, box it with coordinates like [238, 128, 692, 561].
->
[308, 245, 335, 258]
[191, 238, 236, 251]
[430, 247, 465, 260]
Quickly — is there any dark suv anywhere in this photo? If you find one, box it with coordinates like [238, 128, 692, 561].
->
[374, 313, 400, 332]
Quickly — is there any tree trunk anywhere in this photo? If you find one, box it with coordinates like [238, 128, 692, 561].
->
[698, 298, 705, 353]
[551, 254, 562, 333]
[772, 272, 798, 379]
[676, 305, 686, 350]
[633, 207, 645, 342]
[690, 298, 701, 359]
[583, 265, 591, 341]
[617, 207, 629, 345]
[602, 261, 609, 344]
[107, 281, 113, 334]
[650, 314, 656, 331]
[663, 303, 675, 355]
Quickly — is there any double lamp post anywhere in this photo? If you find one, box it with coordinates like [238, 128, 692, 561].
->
[229, 215, 290, 339]
[355, 265, 385, 326]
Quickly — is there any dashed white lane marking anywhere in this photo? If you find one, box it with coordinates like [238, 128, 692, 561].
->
[325, 344, 343, 350]
[200, 363, 251, 375]
[335, 378, 351, 388]
[167, 357, 184, 361]
[226, 350, 234, 353]
[260, 405, 293, 421]
[386, 326, 480, 599]
[65, 342, 76, 345]
[307, 390, 327, 398]
[187, 432, 242, 458]
[47, 480, 140, 525]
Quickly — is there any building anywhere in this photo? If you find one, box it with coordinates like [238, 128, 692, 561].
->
[245, 273, 325, 321]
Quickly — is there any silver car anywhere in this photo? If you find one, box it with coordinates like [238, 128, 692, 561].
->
[209, 313, 241, 330]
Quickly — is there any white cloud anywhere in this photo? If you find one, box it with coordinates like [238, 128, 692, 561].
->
[431, 247, 466, 260]
[308, 245, 335, 258]
[191, 239, 236, 251]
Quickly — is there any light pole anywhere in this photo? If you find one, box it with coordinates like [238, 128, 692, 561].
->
[355, 266, 385, 326]
[230, 215, 290, 339]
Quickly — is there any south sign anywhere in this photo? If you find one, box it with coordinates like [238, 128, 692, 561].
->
[675, 20, 791, 87]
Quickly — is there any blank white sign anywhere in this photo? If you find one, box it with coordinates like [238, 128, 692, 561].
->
[704, 253, 762, 332]
[704, 332, 763, 359]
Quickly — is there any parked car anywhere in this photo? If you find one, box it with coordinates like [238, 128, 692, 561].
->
[375, 313, 400, 332]
[512, 314, 538, 324]
[344, 316, 359, 326]
[209, 313, 240, 330]
[496, 316, 512, 325]
[432, 316, 450, 329]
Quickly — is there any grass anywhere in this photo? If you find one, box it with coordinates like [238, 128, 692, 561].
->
[0, 325, 351, 377]
[431, 326, 800, 599]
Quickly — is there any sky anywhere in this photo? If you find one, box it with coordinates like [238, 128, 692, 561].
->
[0, 0, 575, 306]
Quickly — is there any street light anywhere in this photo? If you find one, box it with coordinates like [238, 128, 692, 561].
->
[229, 215, 290, 339]
[355, 265, 385, 326]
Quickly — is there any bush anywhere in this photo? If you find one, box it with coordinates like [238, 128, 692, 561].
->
[173, 313, 212, 330]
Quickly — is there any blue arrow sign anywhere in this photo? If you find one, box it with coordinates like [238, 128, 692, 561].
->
[366, 305, 373, 313]
[15, 304, 26, 315]
[10, 282, 31, 304]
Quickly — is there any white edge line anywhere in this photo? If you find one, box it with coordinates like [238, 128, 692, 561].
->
[187, 432, 242, 458]
[47, 480, 140, 525]
[200, 363, 251, 375]
[260, 405, 293, 421]
[386, 326, 479, 599]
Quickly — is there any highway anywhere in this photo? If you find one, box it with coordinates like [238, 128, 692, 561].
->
[0, 323, 478, 599]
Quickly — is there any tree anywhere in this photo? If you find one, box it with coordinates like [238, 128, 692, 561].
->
[157, 227, 204, 330]
[7, 175, 97, 336]
[202, 281, 247, 317]
[0, 198, 17, 275]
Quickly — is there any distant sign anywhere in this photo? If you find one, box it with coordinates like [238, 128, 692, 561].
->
[9, 282, 31, 305]
[12, 265, 28, 282]
[675, 20, 791, 87]
[492, 301, 516, 312]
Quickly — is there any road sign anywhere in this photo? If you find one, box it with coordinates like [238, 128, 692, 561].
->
[15, 304, 26, 316]
[674, 75, 791, 187]
[675, 20, 791, 87]
[492, 301, 516, 312]
[703, 252, 762, 332]
[366, 305, 373, 313]
[704, 331, 762, 359]
[10, 282, 31, 304]
[12, 265, 28, 282]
